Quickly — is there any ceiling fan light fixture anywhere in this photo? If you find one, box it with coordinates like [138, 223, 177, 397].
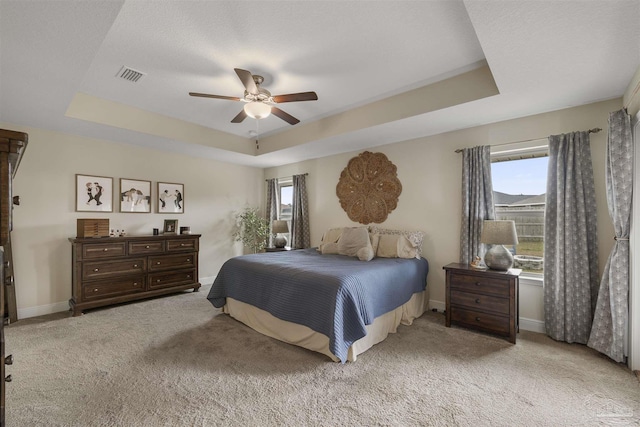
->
[244, 102, 271, 119]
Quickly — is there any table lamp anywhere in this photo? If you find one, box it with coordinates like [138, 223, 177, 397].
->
[272, 220, 289, 248]
[480, 220, 518, 271]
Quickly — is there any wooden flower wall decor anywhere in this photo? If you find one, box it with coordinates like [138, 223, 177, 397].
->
[336, 151, 402, 224]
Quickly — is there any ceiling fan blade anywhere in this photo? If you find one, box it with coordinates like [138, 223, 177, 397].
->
[271, 107, 300, 125]
[272, 92, 318, 103]
[231, 109, 248, 123]
[234, 68, 258, 94]
[189, 92, 241, 101]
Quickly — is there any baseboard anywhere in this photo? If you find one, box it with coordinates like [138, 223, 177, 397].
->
[429, 299, 545, 333]
[17, 276, 216, 320]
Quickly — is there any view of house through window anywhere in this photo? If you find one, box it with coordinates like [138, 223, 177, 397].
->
[279, 181, 293, 219]
[491, 156, 548, 275]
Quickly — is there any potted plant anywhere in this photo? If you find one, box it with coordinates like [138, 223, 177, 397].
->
[232, 207, 270, 253]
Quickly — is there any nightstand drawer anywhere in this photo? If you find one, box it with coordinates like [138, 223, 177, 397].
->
[450, 307, 510, 335]
[450, 272, 510, 297]
[450, 289, 510, 315]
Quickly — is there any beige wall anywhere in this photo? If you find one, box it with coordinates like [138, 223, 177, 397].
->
[265, 98, 621, 328]
[6, 123, 264, 318]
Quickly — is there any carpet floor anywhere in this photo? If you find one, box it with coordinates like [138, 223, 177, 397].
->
[5, 285, 640, 426]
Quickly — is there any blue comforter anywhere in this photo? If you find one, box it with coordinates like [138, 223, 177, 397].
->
[207, 248, 429, 362]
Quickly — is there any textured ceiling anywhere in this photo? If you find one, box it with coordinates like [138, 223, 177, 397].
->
[1, 0, 639, 167]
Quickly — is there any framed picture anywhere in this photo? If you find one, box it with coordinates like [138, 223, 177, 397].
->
[76, 174, 113, 212]
[158, 182, 184, 213]
[119, 178, 151, 213]
[163, 219, 178, 234]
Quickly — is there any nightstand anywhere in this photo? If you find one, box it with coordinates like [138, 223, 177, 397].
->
[443, 263, 521, 343]
[264, 247, 292, 252]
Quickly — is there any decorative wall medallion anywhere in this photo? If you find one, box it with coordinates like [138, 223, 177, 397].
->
[336, 151, 402, 224]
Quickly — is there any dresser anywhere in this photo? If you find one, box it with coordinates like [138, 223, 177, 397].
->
[443, 263, 521, 343]
[0, 129, 27, 427]
[69, 234, 201, 316]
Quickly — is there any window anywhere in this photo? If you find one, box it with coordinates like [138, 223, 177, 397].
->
[278, 178, 293, 219]
[491, 146, 548, 276]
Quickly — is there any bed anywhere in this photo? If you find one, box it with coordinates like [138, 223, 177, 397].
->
[207, 228, 429, 362]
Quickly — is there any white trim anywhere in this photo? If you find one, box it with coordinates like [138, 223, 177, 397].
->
[519, 317, 545, 334]
[630, 111, 640, 370]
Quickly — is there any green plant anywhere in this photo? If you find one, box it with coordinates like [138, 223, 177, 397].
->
[232, 207, 270, 253]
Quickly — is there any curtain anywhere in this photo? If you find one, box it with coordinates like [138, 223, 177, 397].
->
[459, 145, 495, 264]
[544, 131, 599, 344]
[588, 109, 633, 362]
[265, 178, 279, 248]
[290, 174, 310, 249]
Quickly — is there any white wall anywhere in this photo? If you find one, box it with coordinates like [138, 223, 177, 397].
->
[5, 123, 264, 318]
[265, 98, 621, 329]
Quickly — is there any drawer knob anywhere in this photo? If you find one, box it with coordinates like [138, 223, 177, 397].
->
[103, 248, 108, 252]
[5, 375, 12, 383]
[3, 260, 9, 269]
[475, 317, 481, 322]
[187, 259, 191, 262]
[5, 276, 14, 286]
[5, 354, 13, 365]
[134, 264, 138, 268]
[475, 298, 481, 304]
[187, 275, 191, 278]
[145, 245, 150, 249]
[94, 288, 98, 292]
[133, 282, 138, 286]
[93, 268, 99, 272]
[475, 282, 481, 286]
[180, 243, 185, 246]
[156, 261, 161, 265]
[156, 279, 161, 283]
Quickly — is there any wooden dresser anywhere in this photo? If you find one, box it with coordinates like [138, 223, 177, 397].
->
[443, 263, 521, 343]
[69, 234, 201, 316]
[0, 129, 28, 427]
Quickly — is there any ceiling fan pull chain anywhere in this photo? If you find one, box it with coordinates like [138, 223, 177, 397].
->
[256, 120, 260, 150]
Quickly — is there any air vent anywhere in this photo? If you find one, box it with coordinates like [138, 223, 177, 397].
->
[116, 66, 146, 83]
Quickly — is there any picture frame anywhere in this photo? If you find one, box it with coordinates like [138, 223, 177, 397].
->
[157, 182, 184, 213]
[163, 219, 178, 234]
[119, 178, 151, 213]
[75, 174, 113, 212]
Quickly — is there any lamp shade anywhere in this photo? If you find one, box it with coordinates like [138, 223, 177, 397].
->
[272, 220, 289, 234]
[244, 102, 271, 119]
[480, 220, 518, 271]
[480, 220, 518, 245]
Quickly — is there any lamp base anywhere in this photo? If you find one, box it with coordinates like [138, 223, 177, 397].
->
[274, 235, 288, 249]
[484, 244, 513, 271]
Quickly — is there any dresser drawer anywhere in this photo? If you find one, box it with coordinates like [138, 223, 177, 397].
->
[449, 272, 510, 297]
[149, 269, 196, 290]
[450, 307, 510, 335]
[82, 258, 146, 280]
[83, 276, 145, 300]
[167, 238, 198, 252]
[450, 289, 510, 315]
[148, 253, 195, 272]
[82, 242, 126, 260]
[128, 240, 165, 255]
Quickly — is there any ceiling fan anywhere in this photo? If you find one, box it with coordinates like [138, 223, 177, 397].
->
[189, 68, 318, 125]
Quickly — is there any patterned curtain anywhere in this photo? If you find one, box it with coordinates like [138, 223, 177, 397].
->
[290, 174, 310, 249]
[265, 178, 279, 248]
[459, 146, 495, 264]
[588, 109, 633, 362]
[544, 131, 599, 344]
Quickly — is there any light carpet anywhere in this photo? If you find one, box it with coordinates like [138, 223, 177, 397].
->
[5, 285, 640, 426]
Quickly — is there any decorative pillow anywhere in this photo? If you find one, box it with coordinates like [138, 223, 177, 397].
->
[337, 226, 372, 258]
[317, 227, 343, 252]
[375, 234, 419, 259]
[356, 246, 375, 262]
[321, 242, 340, 255]
[369, 226, 424, 258]
[369, 233, 380, 255]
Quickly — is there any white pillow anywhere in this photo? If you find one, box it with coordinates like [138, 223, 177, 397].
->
[376, 234, 419, 259]
[337, 227, 371, 258]
[369, 226, 424, 258]
[357, 246, 374, 262]
[321, 242, 340, 255]
[317, 227, 343, 252]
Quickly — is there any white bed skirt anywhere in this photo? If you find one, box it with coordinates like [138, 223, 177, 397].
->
[223, 290, 428, 362]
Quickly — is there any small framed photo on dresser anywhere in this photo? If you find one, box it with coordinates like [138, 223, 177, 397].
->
[158, 182, 184, 213]
[163, 219, 178, 234]
[75, 174, 113, 212]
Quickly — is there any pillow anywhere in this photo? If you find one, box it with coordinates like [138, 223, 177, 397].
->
[369, 226, 424, 258]
[321, 242, 340, 255]
[376, 234, 419, 259]
[337, 227, 372, 258]
[369, 233, 380, 255]
[317, 227, 343, 252]
[356, 246, 375, 262]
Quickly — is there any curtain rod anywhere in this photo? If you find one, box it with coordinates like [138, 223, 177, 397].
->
[454, 128, 602, 153]
[265, 173, 308, 182]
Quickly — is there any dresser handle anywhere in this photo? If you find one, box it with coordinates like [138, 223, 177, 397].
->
[5, 375, 12, 383]
[156, 261, 161, 265]
[93, 268, 99, 272]
[475, 298, 481, 304]
[133, 282, 138, 286]
[180, 243, 185, 246]
[134, 264, 138, 268]
[475, 282, 481, 286]
[94, 288, 99, 292]
[187, 259, 191, 262]
[5, 355, 13, 365]
[103, 248, 108, 252]
[475, 317, 481, 322]
[145, 245, 150, 249]
[3, 260, 9, 269]
[156, 279, 161, 283]
[5, 276, 14, 286]
[187, 275, 191, 278]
